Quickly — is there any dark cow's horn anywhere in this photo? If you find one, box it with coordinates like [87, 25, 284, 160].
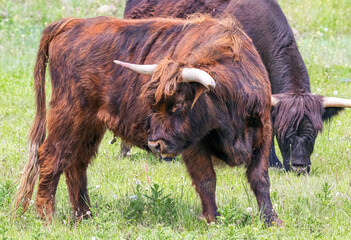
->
[114, 60, 157, 75]
[271, 96, 279, 106]
[181, 68, 216, 90]
[323, 97, 351, 108]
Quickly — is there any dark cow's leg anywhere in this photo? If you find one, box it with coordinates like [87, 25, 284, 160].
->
[182, 145, 218, 223]
[247, 135, 284, 226]
[268, 137, 283, 168]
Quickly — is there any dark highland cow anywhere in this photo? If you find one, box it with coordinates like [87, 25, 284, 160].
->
[16, 16, 283, 225]
[124, 0, 351, 173]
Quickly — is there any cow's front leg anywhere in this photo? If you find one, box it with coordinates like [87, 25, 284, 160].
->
[268, 137, 283, 168]
[247, 142, 284, 226]
[182, 145, 218, 223]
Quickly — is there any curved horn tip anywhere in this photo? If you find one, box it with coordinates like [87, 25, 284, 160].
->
[323, 97, 351, 108]
[271, 96, 279, 106]
[181, 68, 216, 90]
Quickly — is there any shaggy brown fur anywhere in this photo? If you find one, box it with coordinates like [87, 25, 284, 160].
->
[16, 15, 282, 225]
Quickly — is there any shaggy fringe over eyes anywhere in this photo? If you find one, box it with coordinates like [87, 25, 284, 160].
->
[272, 93, 324, 139]
[141, 58, 183, 105]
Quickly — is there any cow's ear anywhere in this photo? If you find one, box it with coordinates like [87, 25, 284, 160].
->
[322, 107, 344, 122]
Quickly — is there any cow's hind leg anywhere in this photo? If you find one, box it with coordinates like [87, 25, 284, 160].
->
[182, 145, 218, 223]
[247, 129, 284, 226]
[64, 162, 91, 219]
[35, 138, 64, 220]
[64, 125, 105, 219]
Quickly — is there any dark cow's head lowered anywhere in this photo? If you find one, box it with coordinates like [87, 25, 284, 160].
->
[271, 94, 351, 173]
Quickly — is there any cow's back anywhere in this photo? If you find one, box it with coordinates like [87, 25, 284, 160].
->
[124, 0, 310, 94]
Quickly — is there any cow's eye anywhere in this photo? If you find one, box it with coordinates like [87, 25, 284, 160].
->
[172, 103, 183, 113]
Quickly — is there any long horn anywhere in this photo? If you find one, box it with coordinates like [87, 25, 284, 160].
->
[181, 68, 216, 90]
[271, 96, 279, 106]
[323, 97, 351, 108]
[113, 60, 157, 75]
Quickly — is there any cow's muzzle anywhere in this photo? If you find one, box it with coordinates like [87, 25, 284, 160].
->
[148, 139, 177, 158]
[291, 164, 311, 174]
[148, 140, 163, 153]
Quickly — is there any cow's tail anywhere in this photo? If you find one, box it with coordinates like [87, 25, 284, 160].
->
[15, 18, 76, 213]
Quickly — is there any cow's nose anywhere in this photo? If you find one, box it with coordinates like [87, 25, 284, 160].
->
[148, 140, 162, 153]
[291, 164, 311, 175]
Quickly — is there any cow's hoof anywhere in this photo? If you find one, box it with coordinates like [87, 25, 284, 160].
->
[266, 216, 285, 227]
[197, 213, 219, 223]
[197, 214, 207, 222]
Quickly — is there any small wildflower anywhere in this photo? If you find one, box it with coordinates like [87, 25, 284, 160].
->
[323, 27, 329, 32]
[113, 194, 117, 199]
[92, 237, 96, 240]
[247, 207, 253, 213]
[96, 185, 100, 189]
[317, 88, 321, 92]
[315, 153, 318, 157]
[336, 192, 340, 197]
[130, 195, 138, 201]
[133, 178, 142, 185]
[336, 120, 341, 126]
[333, 90, 338, 96]
[63, 220, 66, 224]
[86, 211, 91, 215]
[325, 65, 329, 69]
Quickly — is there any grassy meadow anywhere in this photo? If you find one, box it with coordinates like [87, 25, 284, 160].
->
[0, 0, 350, 239]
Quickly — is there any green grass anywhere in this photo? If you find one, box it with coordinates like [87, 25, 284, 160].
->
[0, 0, 351, 239]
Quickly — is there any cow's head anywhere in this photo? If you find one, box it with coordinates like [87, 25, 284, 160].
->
[114, 59, 216, 157]
[271, 93, 351, 173]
